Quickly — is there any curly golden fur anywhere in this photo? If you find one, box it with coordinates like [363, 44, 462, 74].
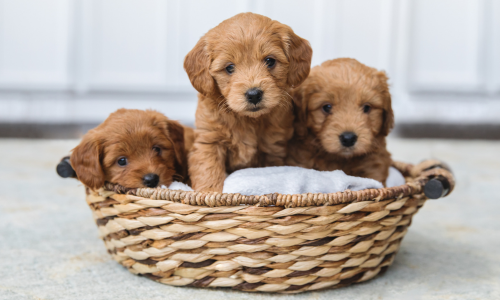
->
[184, 13, 312, 192]
[70, 109, 194, 190]
[286, 58, 394, 184]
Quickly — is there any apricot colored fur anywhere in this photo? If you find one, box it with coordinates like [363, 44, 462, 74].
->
[70, 109, 194, 190]
[286, 58, 394, 184]
[184, 13, 312, 192]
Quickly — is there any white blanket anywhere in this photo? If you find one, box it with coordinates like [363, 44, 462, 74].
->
[164, 167, 406, 195]
[386, 166, 406, 188]
[162, 181, 193, 191]
[223, 166, 385, 196]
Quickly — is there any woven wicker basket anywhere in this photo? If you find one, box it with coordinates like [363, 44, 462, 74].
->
[86, 160, 454, 294]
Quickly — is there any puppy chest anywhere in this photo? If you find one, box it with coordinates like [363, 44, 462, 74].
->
[226, 135, 259, 169]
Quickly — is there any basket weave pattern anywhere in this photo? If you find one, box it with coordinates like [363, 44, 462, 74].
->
[86, 160, 454, 293]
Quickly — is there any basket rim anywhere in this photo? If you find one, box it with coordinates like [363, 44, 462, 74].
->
[100, 160, 454, 207]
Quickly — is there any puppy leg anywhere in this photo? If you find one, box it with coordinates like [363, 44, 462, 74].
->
[261, 113, 294, 167]
[188, 141, 227, 192]
[349, 151, 392, 185]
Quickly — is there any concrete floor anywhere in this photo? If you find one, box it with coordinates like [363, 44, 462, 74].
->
[0, 138, 499, 300]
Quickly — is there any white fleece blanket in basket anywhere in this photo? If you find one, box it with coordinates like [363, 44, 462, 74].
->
[164, 166, 405, 195]
[163, 181, 193, 191]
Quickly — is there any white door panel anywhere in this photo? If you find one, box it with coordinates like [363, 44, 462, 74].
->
[332, 0, 394, 72]
[489, 0, 500, 93]
[0, 0, 72, 89]
[85, 0, 169, 90]
[408, 0, 485, 92]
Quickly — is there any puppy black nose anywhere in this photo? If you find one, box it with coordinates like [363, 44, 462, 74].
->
[339, 132, 358, 147]
[143, 173, 159, 188]
[245, 88, 263, 105]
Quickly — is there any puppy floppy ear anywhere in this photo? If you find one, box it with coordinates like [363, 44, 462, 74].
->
[283, 29, 313, 88]
[184, 38, 220, 99]
[70, 133, 105, 190]
[381, 101, 395, 137]
[165, 120, 187, 180]
[376, 71, 394, 136]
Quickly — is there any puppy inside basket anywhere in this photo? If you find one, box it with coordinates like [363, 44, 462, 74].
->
[66, 109, 194, 190]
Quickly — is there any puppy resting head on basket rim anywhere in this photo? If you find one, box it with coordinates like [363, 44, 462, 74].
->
[70, 109, 194, 190]
[287, 58, 394, 184]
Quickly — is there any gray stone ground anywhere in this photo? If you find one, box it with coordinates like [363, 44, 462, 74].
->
[0, 138, 499, 300]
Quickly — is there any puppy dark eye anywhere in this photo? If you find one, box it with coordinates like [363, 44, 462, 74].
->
[264, 57, 276, 68]
[322, 104, 332, 114]
[117, 157, 127, 166]
[363, 104, 372, 113]
[225, 64, 235, 74]
[153, 146, 161, 155]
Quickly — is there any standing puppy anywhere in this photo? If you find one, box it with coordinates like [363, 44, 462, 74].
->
[287, 58, 394, 184]
[185, 13, 312, 192]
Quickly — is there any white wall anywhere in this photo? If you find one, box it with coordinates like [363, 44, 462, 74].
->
[0, 0, 499, 125]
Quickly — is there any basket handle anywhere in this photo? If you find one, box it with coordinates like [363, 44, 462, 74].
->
[424, 176, 451, 199]
[412, 160, 455, 199]
[56, 156, 77, 179]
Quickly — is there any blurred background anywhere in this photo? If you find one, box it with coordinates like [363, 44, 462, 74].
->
[0, 0, 499, 139]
